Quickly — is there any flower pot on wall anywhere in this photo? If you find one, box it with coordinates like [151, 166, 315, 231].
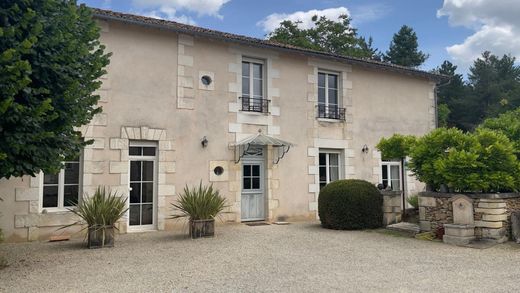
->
[190, 219, 215, 239]
[87, 225, 115, 248]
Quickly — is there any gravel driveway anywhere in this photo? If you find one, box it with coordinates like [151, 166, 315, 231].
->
[1, 222, 519, 292]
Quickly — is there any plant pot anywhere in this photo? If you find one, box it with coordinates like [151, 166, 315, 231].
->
[189, 219, 215, 239]
[87, 225, 115, 248]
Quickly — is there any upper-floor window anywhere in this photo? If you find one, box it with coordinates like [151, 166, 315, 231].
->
[381, 161, 401, 191]
[241, 58, 269, 113]
[42, 155, 82, 210]
[317, 71, 345, 120]
[319, 150, 342, 189]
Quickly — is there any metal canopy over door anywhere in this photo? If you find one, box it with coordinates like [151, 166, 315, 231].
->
[241, 146, 265, 221]
[128, 142, 157, 231]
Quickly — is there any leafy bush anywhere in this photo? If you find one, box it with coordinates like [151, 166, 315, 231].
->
[318, 179, 383, 230]
[480, 108, 520, 158]
[171, 183, 228, 221]
[406, 195, 419, 209]
[376, 134, 416, 160]
[66, 187, 128, 228]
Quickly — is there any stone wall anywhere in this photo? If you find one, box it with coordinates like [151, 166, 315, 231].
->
[419, 192, 520, 241]
[382, 191, 402, 226]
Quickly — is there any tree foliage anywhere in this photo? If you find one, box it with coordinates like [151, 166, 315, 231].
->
[383, 25, 428, 67]
[376, 134, 416, 161]
[268, 15, 380, 59]
[0, 1, 110, 178]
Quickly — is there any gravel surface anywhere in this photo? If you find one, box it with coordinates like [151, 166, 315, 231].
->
[1, 222, 519, 292]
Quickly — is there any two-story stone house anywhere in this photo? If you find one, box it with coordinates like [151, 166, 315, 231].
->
[0, 9, 443, 242]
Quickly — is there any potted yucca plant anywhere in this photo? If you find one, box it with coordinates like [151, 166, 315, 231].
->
[63, 187, 128, 248]
[171, 182, 228, 239]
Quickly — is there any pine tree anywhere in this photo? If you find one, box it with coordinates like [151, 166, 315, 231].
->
[384, 25, 428, 67]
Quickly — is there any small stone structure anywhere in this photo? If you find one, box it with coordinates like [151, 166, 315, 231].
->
[442, 195, 475, 245]
[419, 192, 520, 243]
[382, 191, 402, 226]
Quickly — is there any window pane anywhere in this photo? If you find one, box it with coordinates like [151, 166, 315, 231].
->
[243, 178, 251, 189]
[142, 183, 154, 203]
[390, 165, 400, 181]
[391, 179, 400, 191]
[252, 177, 260, 189]
[142, 204, 153, 225]
[129, 205, 140, 226]
[142, 161, 154, 181]
[64, 162, 79, 184]
[242, 62, 250, 77]
[319, 153, 326, 165]
[253, 79, 262, 97]
[329, 154, 339, 166]
[318, 73, 326, 87]
[44, 173, 59, 185]
[319, 167, 327, 183]
[129, 147, 141, 156]
[252, 165, 260, 176]
[328, 74, 338, 89]
[328, 89, 338, 105]
[43, 186, 59, 208]
[243, 165, 251, 176]
[242, 77, 250, 96]
[318, 87, 326, 103]
[253, 63, 262, 78]
[130, 183, 141, 203]
[382, 165, 388, 180]
[63, 185, 79, 206]
[130, 161, 141, 181]
[143, 147, 156, 156]
[329, 166, 339, 182]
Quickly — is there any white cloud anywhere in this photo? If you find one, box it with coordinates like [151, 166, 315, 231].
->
[257, 7, 350, 33]
[350, 3, 390, 26]
[132, 0, 230, 18]
[438, 0, 520, 71]
[141, 6, 197, 25]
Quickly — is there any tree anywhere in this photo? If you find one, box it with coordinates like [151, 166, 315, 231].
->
[268, 14, 379, 59]
[383, 25, 428, 67]
[432, 61, 468, 129]
[467, 51, 520, 128]
[0, 1, 110, 179]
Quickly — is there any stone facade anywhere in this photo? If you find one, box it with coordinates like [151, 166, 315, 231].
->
[419, 192, 520, 242]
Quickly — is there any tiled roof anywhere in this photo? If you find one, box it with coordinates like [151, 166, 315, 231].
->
[92, 8, 446, 81]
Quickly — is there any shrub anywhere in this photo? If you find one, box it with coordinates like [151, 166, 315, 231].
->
[171, 183, 228, 221]
[376, 134, 416, 160]
[480, 108, 520, 159]
[318, 179, 383, 230]
[406, 195, 419, 209]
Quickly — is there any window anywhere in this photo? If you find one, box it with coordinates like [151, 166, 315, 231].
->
[319, 151, 342, 189]
[317, 71, 345, 120]
[42, 155, 81, 209]
[241, 58, 269, 113]
[381, 161, 401, 191]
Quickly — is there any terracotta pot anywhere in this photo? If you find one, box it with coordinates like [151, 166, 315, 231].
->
[87, 225, 115, 248]
[189, 219, 215, 239]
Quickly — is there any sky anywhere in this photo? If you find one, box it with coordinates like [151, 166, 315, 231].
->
[80, 0, 520, 75]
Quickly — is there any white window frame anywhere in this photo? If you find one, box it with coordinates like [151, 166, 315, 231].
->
[39, 154, 83, 213]
[381, 161, 402, 191]
[319, 149, 343, 189]
[317, 70, 340, 108]
[241, 57, 267, 110]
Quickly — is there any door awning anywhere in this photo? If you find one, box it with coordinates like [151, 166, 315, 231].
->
[232, 130, 294, 164]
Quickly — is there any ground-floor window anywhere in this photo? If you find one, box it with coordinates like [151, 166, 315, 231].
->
[42, 154, 82, 209]
[381, 161, 401, 191]
[319, 150, 342, 189]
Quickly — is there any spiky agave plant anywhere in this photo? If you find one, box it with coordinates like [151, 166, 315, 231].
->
[171, 182, 228, 221]
[64, 186, 128, 229]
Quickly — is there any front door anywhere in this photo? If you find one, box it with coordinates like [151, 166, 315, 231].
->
[241, 148, 265, 221]
[128, 143, 157, 230]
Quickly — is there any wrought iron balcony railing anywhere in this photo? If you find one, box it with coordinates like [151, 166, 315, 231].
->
[316, 104, 346, 120]
[240, 97, 270, 113]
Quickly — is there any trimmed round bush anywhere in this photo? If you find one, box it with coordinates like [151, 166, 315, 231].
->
[318, 179, 383, 230]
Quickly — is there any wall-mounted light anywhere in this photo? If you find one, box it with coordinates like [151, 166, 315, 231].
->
[201, 136, 208, 148]
[361, 144, 369, 154]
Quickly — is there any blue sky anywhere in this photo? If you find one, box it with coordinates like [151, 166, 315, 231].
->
[80, 0, 520, 75]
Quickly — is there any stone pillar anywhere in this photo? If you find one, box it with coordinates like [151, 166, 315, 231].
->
[475, 199, 508, 243]
[382, 191, 402, 226]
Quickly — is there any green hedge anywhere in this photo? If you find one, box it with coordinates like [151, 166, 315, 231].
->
[318, 179, 383, 230]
